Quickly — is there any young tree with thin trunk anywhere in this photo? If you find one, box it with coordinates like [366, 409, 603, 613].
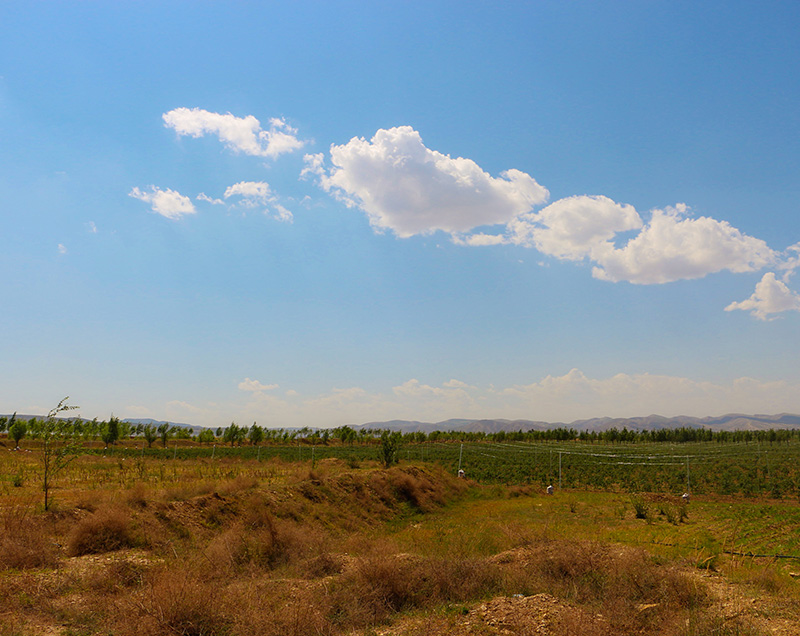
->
[40, 397, 79, 511]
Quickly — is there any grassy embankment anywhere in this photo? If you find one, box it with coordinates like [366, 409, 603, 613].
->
[1, 445, 799, 635]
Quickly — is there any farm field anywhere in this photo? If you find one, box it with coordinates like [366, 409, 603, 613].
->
[2, 438, 800, 635]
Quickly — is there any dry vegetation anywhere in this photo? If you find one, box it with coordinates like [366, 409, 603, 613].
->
[0, 452, 799, 635]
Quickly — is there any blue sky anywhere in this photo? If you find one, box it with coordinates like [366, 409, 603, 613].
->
[2, 2, 799, 428]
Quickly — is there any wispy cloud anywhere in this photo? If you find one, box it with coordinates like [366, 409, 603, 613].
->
[224, 181, 274, 207]
[129, 185, 196, 220]
[183, 370, 800, 428]
[238, 378, 279, 392]
[163, 108, 304, 158]
[197, 193, 224, 205]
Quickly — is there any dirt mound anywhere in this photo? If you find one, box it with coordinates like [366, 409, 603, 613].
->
[369, 593, 604, 636]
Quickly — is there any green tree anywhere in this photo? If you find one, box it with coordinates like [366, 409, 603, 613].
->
[101, 416, 120, 449]
[157, 423, 172, 448]
[142, 424, 158, 448]
[197, 428, 216, 444]
[223, 423, 245, 446]
[379, 430, 401, 468]
[40, 397, 80, 511]
[9, 414, 26, 450]
[248, 423, 264, 446]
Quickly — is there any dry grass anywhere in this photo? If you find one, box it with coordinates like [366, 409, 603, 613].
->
[0, 459, 791, 635]
[0, 505, 59, 570]
[132, 566, 231, 636]
[67, 504, 136, 556]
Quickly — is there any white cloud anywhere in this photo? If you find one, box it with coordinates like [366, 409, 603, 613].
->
[224, 181, 274, 207]
[163, 107, 304, 158]
[591, 206, 775, 284]
[165, 400, 209, 421]
[314, 126, 549, 237]
[57, 243, 67, 255]
[508, 195, 642, 259]
[500, 369, 798, 420]
[779, 243, 800, 272]
[273, 204, 293, 223]
[301, 153, 325, 180]
[452, 232, 506, 246]
[129, 185, 197, 220]
[454, 195, 776, 286]
[87, 221, 98, 234]
[197, 192, 224, 205]
[238, 378, 279, 392]
[725, 272, 800, 320]
[126, 369, 800, 429]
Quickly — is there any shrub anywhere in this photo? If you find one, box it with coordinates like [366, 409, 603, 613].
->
[0, 507, 58, 570]
[631, 495, 650, 520]
[134, 566, 230, 636]
[67, 505, 135, 556]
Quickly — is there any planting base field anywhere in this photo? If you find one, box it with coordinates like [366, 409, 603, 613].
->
[1, 450, 800, 635]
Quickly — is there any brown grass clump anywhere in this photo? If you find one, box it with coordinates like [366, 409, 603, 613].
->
[125, 482, 149, 508]
[495, 540, 706, 633]
[67, 504, 136, 556]
[0, 506, 59, 570]
[132, 566, 230, 636]
[204, 520, 278, 574]
[89, 558, 147, 592]
[329, 552, 501, 626]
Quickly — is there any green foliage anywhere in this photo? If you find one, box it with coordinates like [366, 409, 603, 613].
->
[223, 423, 246, 446]
[196, 428, 216, 444]
[380, 431, 401, 468]
[9, 413, 26, 449]
[248, 423, 264, 446]
[631, 495, 650, 520]
[157, 423, 172, 448]
[142, 425, 158, 448]
[101, 416, 121, 449]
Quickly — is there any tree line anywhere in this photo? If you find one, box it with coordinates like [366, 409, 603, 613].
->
[2, 414, 798, 451]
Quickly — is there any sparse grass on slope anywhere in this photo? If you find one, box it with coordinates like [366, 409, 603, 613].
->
[0, 457, 797, 635]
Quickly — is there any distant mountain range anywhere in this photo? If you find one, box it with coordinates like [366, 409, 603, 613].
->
[4, 413, 800, 434]
[359, 413, 800, 434]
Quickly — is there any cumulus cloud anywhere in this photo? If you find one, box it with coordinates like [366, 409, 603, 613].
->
[508, 195, 642, 259]
[238, 378, 279, 392]
[313, 126, 549, 237]
[591, 206, 775, 284]
[725, 272, 800, 320]
[129, 185, 197, 220]
[462, 197, 774, 285]
[224, 181, 274, 207]
[163, 107, 304, 158]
